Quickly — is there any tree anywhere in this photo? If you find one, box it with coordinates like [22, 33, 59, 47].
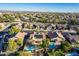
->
[3, 14, 14, 22]
[17, 38, 23, 46]
[60, 41, 72, 53]
[9, 26, 20, 35]
[76, 40, 79, 48]
[26, 24, 31, 29]
[40, 39, 50, 49]
[48, 49, 65, 56]
[8, 39, 17, 51]
[48, 41, 72, 56]
[19, 51, 32, 56]
[40, 39, 50, 56]
[0, 26, 2, 29]
[69, 19, 77, 25]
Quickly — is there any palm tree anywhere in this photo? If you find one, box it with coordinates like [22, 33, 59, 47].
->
[8, 39, 17, 51]
[60, 41, 72, 53]
[40, 39, 50, 56]
[9, 26, 20, 35]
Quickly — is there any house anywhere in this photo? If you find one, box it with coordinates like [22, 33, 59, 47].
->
[46, 24, 55, 31]
[47, 31, 65, 46]
[10, 32, 26, 41]
[62, 32, 77, 44]
[30, 32, 46, 45]
[55, 24, 66, 30]
[69, 25, 77, 30]
[48, 31, 58, 40]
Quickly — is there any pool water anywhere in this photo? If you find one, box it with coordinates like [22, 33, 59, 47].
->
[66, 48, 79, 56]
[24, 45, 37, 51]
[66, 52, 79, 56]
[49, 42, 56, 49]
[24, 42, 56, 51]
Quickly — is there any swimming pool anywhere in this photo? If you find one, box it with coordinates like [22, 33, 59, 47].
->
[49, 42, 56, 49]
[24, 45, 37, 51]
[66, 52, 79, 56]
[24, 42, 56, 51]
[66, 48, 79, 56]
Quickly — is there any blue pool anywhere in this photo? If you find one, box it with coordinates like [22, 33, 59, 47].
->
[24, 42, 56, 51]
[24, 45, 37, 51]
[66, 48, 79, 56]
[66, 52, 79, 56]
[49, 42, 56, 49]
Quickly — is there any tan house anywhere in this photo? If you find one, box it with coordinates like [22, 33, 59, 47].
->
[10, 32, 26, 40]
[54, 37, 62, 46]
[30, 32, 46, 45]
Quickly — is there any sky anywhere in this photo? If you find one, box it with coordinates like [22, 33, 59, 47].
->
[0, 3, 79, 13]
